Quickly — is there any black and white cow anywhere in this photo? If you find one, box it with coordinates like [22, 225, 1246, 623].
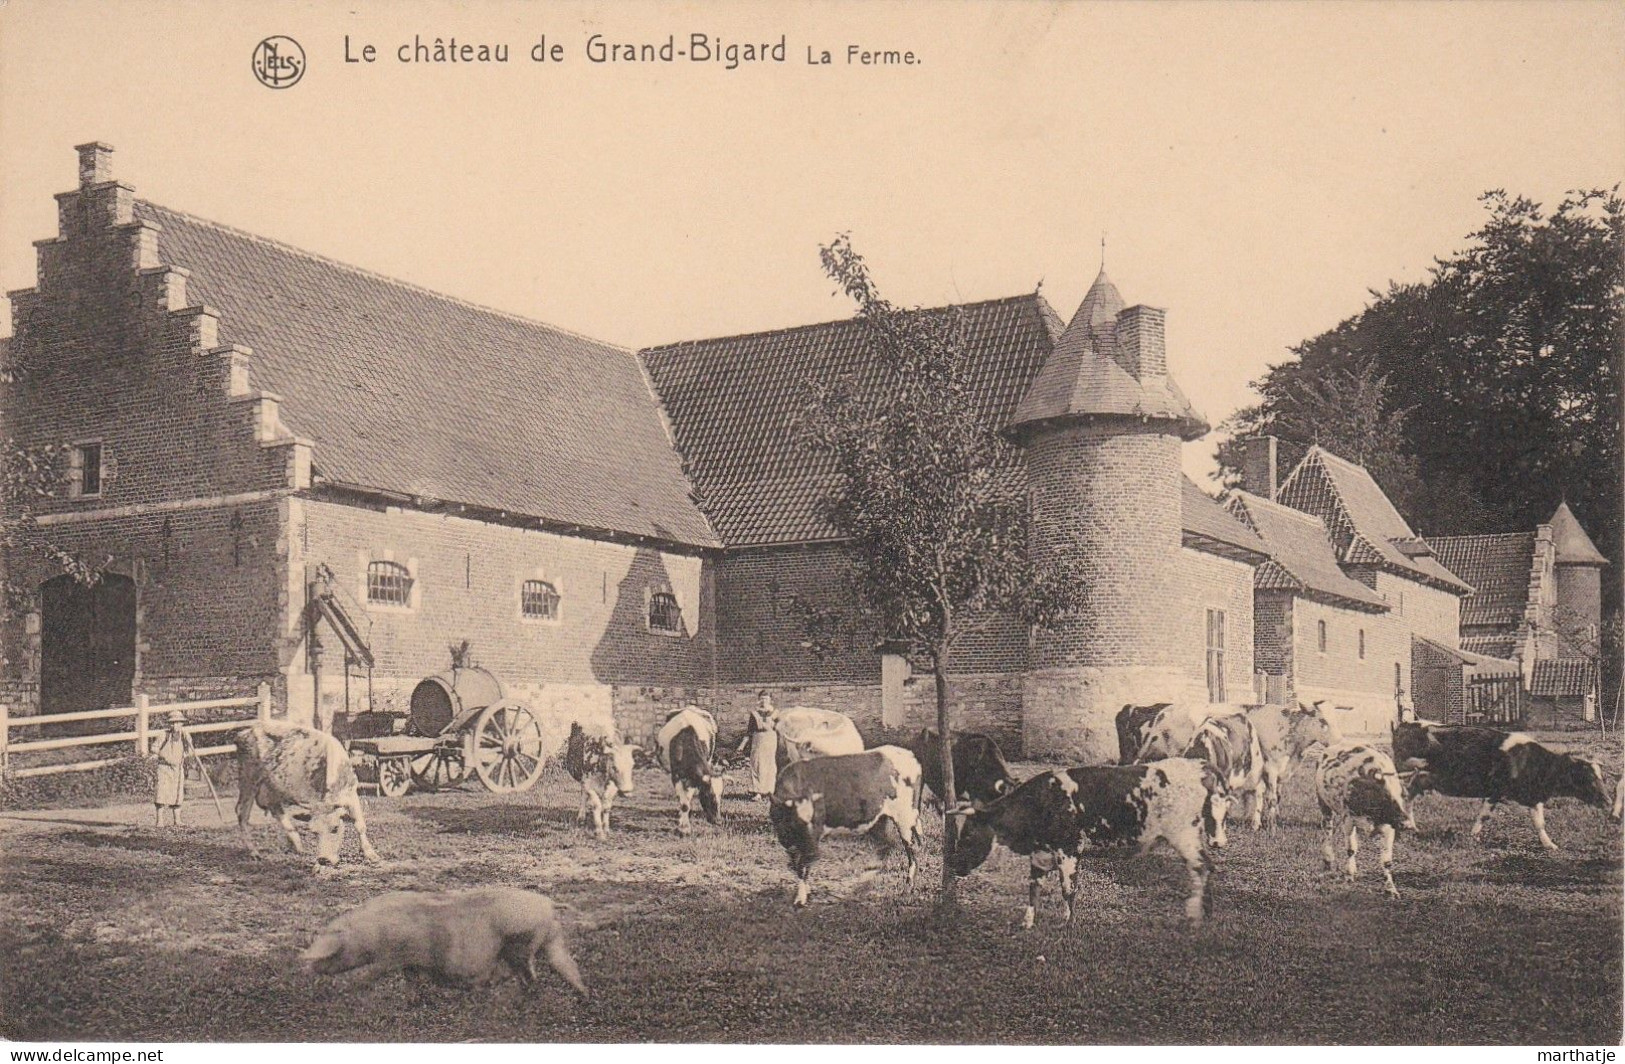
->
[948, 758, 1219, 927]
[565, 722, 640, 840]
[769, 746, 923, 908]
[1246, 701, 1340, 831]
[1392, 722, 1613, 851]
[908, 727, 1017, 808]
[1315, 742, 1415, 898]
[655, 707, 725, 836]
[1176, 713, 1266, 845]
[234, 721, 380, 867]
[1114, 702, 1171, 764]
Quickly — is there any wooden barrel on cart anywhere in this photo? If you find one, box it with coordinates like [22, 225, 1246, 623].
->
[409, 666, 505, 737]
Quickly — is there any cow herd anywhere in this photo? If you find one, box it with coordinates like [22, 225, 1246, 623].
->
[227, 700, 1622, 998]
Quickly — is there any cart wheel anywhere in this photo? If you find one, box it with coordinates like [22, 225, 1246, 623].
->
[473, 701, 546, 793]
[377, 755, 413, 798]
[410, 748, 467, 792]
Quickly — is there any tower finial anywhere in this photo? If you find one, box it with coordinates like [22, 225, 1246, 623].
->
[1100, 232, 1106, 271]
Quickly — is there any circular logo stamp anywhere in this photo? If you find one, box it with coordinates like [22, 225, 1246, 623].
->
[252, 36, 306, 89]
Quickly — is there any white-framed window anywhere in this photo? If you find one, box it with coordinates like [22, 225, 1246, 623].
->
[648, 590, 682, 635]
[521, 579, 561, 622]
[367, 559, 413, 607]
[1205, 608, 1226, 703]
[69, 440, 105, 498]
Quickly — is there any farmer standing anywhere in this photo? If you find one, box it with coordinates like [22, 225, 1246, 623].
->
[738, 690, 778, 800]
[153, 709, 187, 826]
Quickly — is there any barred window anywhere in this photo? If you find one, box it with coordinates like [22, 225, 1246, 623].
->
[367, 560, 413, 606]
[1205, 608, 1226, 703]
[648, 591, 682, 634]
[521, 579, 560, 621]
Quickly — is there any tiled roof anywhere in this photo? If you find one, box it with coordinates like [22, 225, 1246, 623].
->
[1413, 634, 1520, 674]
[1275, 447, 1472, 594]
[1548, 501, 1608, 565]
[1427, 532, 1536, 628]
[1226, 491, 1389, 611]
[1181, 479, 1269, 563]
[1462, 633, 1520, 660]
[135, 203, 718, 548]
[642, 295, 1060, 547]
[1531, 659, 1598, 698]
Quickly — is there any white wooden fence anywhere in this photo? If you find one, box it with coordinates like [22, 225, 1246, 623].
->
[0, 683, 272, 780]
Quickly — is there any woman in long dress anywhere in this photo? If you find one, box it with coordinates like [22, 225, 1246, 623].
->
[741, 691, 778, 800]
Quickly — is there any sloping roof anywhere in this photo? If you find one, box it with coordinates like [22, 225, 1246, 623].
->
[1462, 633, 1520, 660]
[135, 202, 718, 548]
[1274, 447, 1471, 594]
[1181, 479, 1268, 563]
[642, 295, 1058, 547]
[1008, 268, 1207, 438]
[1548, 501, 1608, 565]
[1226, 491, 1389, 611]
[1531, 659, 1598, 698]
[1413, 634, 1520, 674]
[1427, 532, 1536, 628]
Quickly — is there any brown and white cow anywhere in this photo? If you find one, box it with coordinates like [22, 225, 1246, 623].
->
[1315, 741, 1415, 898]
[949, 758, 1220, 927]
[565, 722, 639, 840]
[1176, 712, 1265, 846]
[302, 886, 587, 995]
[772, 707, 866, 768]
[234, 721, 380, 867]
[1246, 701, 1340, 830]
[656, 706, 725, 835]
[769, 745, 923, 908]
[908, 727, 1017, 809]
[1114, 702, 1172, 764]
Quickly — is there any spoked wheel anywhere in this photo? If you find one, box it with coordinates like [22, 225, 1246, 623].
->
[377, 755, 414, 798]
[472, 701, 546, 793]
[410, 745, 468, 792]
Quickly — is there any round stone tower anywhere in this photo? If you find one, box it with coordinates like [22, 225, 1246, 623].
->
[1008, 269, 1208, 762]
[1548, 500, 1607, 656]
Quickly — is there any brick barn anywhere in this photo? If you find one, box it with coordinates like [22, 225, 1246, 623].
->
[5, 142, 1561, 758]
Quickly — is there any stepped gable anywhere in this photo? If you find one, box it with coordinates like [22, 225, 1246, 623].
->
[131, 202, 718, 549]
[1274, 447, 1471, 594]
[1548, 501, 1608, 565]
[1226, 490, 1389, 610]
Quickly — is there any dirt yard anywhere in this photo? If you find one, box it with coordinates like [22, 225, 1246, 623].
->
[2, 736, 1620, 1045]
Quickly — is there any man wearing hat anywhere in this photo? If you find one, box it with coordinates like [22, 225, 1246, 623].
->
[153, 710, 187, 826]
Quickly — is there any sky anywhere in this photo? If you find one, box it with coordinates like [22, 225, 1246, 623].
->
[2, 0, 1622, 484]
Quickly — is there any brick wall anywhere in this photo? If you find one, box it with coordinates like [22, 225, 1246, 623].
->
[1176, 548, 1257, 705]
[1253, 590, 1295, 691]
[1554, 564, 1602, 658]
[713, 545, 881, 685]
[1292, 597, 1408, 735]
[1378, 573, 1461, 649]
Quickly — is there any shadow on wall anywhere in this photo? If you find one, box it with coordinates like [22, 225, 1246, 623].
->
[588, 544, 692, 686]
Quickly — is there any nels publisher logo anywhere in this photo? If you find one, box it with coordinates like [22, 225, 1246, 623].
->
[252, 36, 306, 89]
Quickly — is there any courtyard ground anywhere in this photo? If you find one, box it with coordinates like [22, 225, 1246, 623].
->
[1, 734, 1620, 1045]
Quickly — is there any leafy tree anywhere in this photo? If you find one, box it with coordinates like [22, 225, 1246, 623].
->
[797, 235, 1089, 901]
[1219, 188, 1622, 592]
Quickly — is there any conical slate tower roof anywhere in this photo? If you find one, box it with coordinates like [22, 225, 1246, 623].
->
[1548, 501, 1608, 565]
[1009, 266, 1207, 439]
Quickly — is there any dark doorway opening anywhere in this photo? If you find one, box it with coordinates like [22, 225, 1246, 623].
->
[39, 572, 137, 718]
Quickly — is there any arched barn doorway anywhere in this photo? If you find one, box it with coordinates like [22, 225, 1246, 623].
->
[39, 573, 137, 717]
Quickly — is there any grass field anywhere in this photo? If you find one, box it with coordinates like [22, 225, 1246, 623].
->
[2, 734, 1621, 1045]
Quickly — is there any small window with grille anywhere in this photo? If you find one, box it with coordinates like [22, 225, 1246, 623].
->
[367, 560, 413, 606]
[648, 591, 682, 634]
[70, 441, 104, 497]
[521, 579, 561, 622]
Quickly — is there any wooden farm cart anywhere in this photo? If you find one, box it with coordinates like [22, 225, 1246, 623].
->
[347, 666, 548, 797]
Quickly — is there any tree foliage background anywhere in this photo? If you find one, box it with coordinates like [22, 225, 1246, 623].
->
[1218, 188, 1623, 611]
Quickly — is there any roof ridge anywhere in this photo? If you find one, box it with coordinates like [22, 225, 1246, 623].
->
[1426, 531, 1536, 544]
[1233, 489, 1333, 529]
[641, 292, 1045, 355]
[138, 200, 624, 352]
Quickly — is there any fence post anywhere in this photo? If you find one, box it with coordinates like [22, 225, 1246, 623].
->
[135, 693, 150, 756]
[257, 682, 272, 723]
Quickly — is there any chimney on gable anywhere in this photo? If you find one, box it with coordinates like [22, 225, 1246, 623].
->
[1237, 435, 1279, 501]
[76, 142, 114, 187]
[1114, 305, 1166, 381]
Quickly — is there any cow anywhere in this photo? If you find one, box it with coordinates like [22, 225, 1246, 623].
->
[1392, 721, 1614, 850]
[1114, 702, 1171, 764]
[1614, 775, 1624, 822]
[655, 707, 725, 835]
[1314, 742, 1415, 898]
[1177, 712, 1266, 846]
[908, 727, 1017, 808]
[565, 722, 640, 840]
[773, 706, 865, 768]
[301, 887, 587, 995]
[1132, 703, 1214, 763]
[769, 746, 923, 908]
[1246, 701, 1340, 830]
[234, 721, 380, 867]
[948, 758, 1219, 928]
